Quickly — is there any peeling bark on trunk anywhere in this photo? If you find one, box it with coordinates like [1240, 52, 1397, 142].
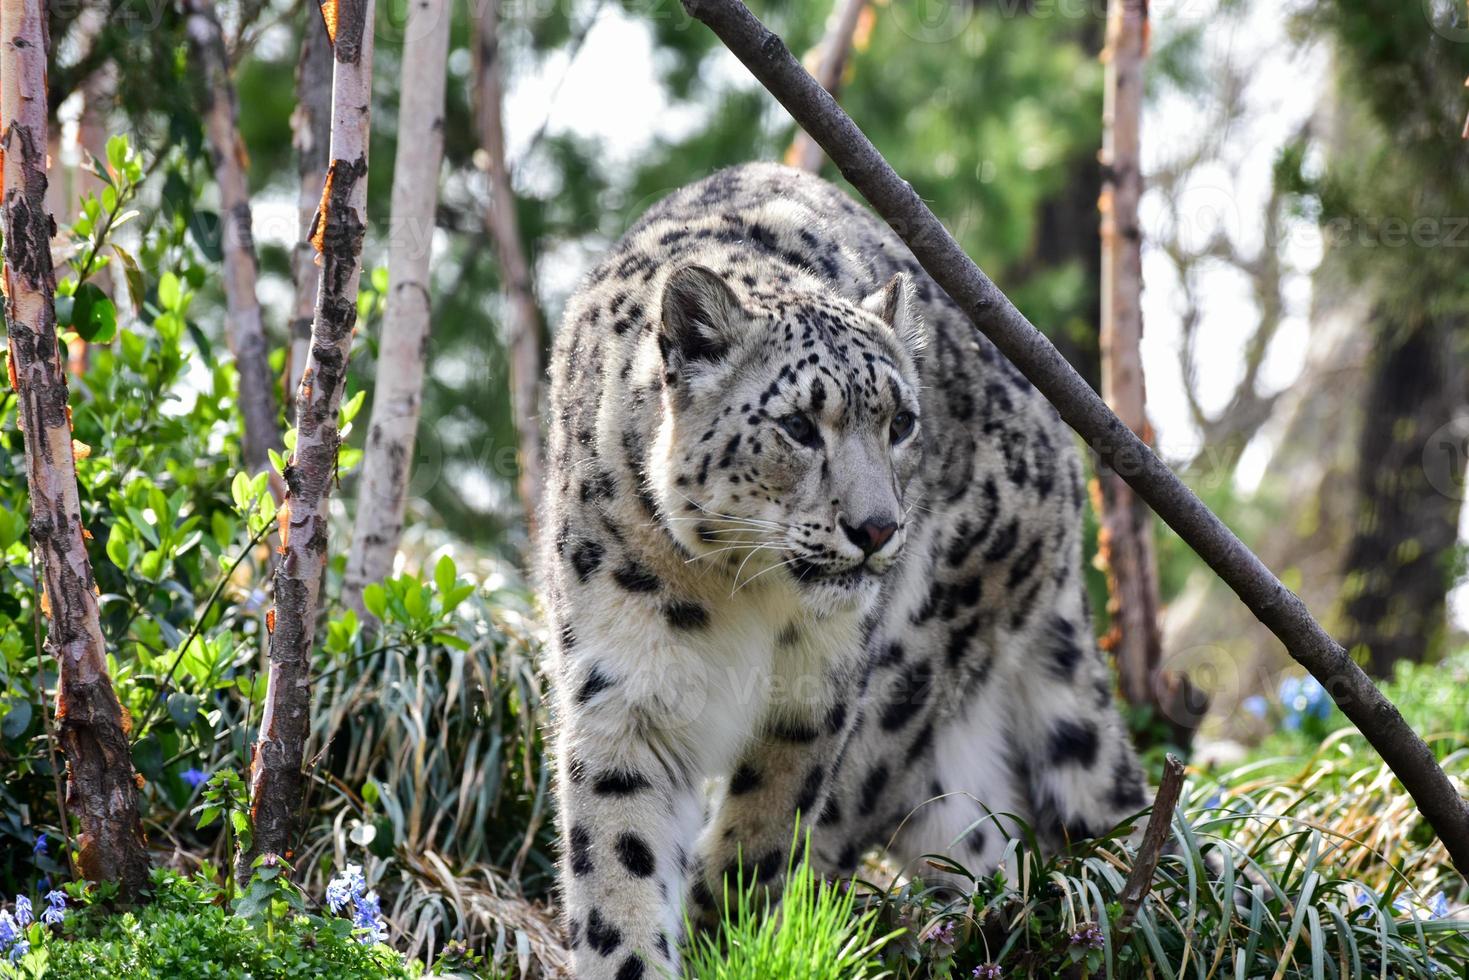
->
[787, 0, 867, 174]
[286, 9, 333, 417]
[473, 0, 545, 541]
[241, 0, 375, 879]
[1097, 0, 1199, 743]
[2, 0, 150, 898]
[185, 0, 281, 485]
[343, 0, 450, 613]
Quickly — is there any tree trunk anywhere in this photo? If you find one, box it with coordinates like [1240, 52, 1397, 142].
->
[787, 0, 867, 174]
[1097, 0, 1198, 743]
[1339, 311, 1466, 677]
[343, 0, 450, 613]
[185, 0, 281, 486]
[286, 7, 333, 418]
[2, 0, 151, 899]
[241, 0, 375, 879]
[473, 0, 545, 541]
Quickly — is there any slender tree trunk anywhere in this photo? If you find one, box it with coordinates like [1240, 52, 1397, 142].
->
[241, 0, 375, 878]
[286, 8, 333, 418]
[473, 0, 545, 540]
[1096, 0, 1198, 743]
[185, 0, 281, 486]
[343, 0, 450, 613]
[1339, 312, 1466, 676]
[787, 0, 867, 174]
[2, 0, 150, 898]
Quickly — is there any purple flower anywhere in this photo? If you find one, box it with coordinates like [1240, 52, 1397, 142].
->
[924, 919, 955, 946]
[182, 768, 208, 788]
[32, 833, 47, 857]
[1429, 892, 1451, 919]
[6, 938, 27, 963]
[13, 896, 31, 928]
[41, 890, 67, 927]
[973, 965, 1003, 979]
[0, 910, 18, 947]
[1069, 921, 1105, 950]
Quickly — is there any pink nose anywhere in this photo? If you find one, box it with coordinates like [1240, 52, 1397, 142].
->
[842, 518, 897, 556]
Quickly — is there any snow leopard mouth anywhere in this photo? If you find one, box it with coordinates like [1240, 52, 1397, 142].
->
[788, 558, 884, 585]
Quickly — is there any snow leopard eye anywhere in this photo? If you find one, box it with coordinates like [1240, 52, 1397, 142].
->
[779, 412, 820, 448]
[890, 410, 916, 444]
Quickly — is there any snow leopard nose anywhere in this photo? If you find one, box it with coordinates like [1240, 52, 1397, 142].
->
[841, 516, 897, 556]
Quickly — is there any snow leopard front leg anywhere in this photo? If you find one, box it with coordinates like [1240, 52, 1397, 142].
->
[689, 635, 864, 926]
[550, 585, 712, 980]
[1009, 608, 1149, 850]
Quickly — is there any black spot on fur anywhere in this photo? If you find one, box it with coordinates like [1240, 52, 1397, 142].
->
[1049, 720, 1100, 768]
[615, 832, 656, 877]
[794, 764, 825, 815]
[859, 765, 889, 814]
[664, 600, 709, 630]
[593, 768, 652, 796]
[880, 659, 933, 730]
[569, 825, 594, 877]
[825, 701, 848, 734]
[729, 763, 762, 796]
[612, 561, 661, 593]
[570, 540, 605, 582]
[767, 717, 819, 744]
[577, 665, 615, 705]
[585, 908, 622, 956]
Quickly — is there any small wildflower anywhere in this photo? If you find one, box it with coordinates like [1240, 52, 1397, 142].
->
[42, 890, 68, 927]
[182, 768, 208, 788]
[1242, 695, 1268, 719]
[1069, 921, 1105, 950]
[0, 910, 18, 951]
[973, 965, 1003, 979]
[6, 938, 27, 963]
[31, 833, 47, 857]
[13, 896, 31, 928]
[352, 892, 388, 945]
[1429, 892, 1450, 919]
[326, 864, 365, 913]
[924, 919, 955, 945]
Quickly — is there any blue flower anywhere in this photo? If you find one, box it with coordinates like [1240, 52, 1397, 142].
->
[6, 938, 27, 963]
[41, 890, 67, 927]
[973, 965, 1003, 979]
[1242, 695, 1268, 719]
[326, 864, 365, 913]
[13, 896, 31, 928]
[0, 910, 19, 949]
[1429, 892, 1450, 919]
[182, 768, 209, 788]
[31, 833, 47, 857]
[352, 891, 387, 945]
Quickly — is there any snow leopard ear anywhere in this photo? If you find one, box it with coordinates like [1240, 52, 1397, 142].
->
[659, 265, 744, 379]
[861, 273, 925, 360]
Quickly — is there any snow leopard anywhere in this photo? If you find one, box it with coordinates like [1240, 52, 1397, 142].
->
[540, 162, 1145, 980]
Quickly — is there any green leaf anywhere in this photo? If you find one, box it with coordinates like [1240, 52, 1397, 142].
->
[434, 554, 457, 597]
[112, 244, 146, 313]
[371, 264, 389, 294]
[71, 283, 117, 343]
[105, 134, 129, 174]
[166, 692, 199, 729]
[195, 805, 221, 830]
[340, 388, 366, 424]
[188, 209, 224, 262]
[158, 271, 181, 312]
[231, 472, 251, 512]
[362, 583, 387, 620]
[1, 699, 33, 739]
[105, 526, 132, 568]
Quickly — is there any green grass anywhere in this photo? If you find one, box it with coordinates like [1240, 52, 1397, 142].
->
[684, 837, 898, 980]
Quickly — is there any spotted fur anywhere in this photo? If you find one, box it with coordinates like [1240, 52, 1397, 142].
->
[541, 163, 1144, 978]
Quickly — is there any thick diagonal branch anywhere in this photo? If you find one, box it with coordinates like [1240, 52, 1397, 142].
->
[681, 0, 1469, 874]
